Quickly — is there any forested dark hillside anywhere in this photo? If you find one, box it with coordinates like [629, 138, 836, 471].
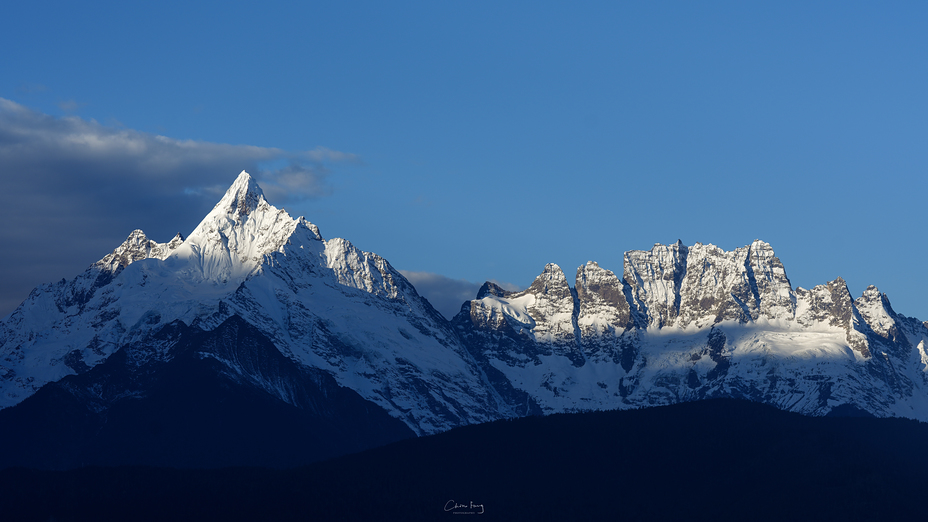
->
[2, 399, 926, 521]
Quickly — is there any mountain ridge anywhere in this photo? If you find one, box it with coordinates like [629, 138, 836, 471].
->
[2, 171, 928, 468]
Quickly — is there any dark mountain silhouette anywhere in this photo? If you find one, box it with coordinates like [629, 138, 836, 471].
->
[2, 399, 926, 521]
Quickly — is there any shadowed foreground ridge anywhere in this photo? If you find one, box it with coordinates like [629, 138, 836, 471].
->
[0, 315, 414, 469]
[1, 399, 926, 522]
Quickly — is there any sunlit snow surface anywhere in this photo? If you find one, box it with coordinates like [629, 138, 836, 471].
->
[479, 318, 928, 419]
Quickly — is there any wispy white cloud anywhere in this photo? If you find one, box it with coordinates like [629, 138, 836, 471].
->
[15, 83, 47, 94]
[57, 99, 86, 112]
[303, 146, 362, 164]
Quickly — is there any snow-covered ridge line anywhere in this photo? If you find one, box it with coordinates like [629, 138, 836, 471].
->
[455, 239, 928, 422]
[4, 169, 928, 436]
[469, 238, 914, 357]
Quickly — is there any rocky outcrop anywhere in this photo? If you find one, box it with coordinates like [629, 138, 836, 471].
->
[94, 229, 183, 273]
[575, 262, 631, 360]
[623, 240, 688, 328]
[795, 277, 870, 357]
[673, 240, 795, 327]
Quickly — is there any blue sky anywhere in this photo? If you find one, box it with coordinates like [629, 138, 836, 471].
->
[2, 1, 927, 320]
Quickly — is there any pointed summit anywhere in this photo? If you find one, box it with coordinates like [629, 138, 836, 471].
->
[175, 171, 323, 284]
[215, 170, 266, 216]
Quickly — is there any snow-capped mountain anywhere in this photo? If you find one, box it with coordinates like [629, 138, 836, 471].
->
[0, 171, 505, 441]
[3, 171, 928, 468]
[454, 240, 928, 419]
